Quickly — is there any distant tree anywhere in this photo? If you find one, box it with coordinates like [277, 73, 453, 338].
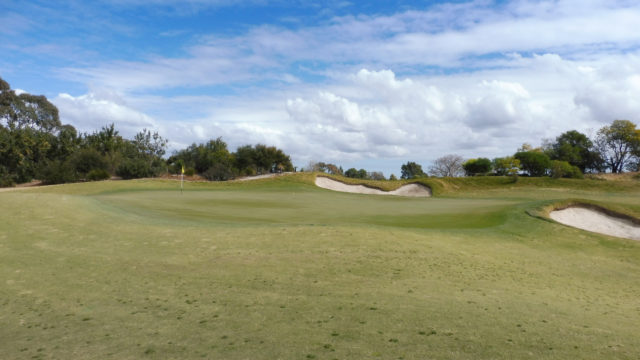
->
[389, 174, 398, 181]
[492, 157, 521, 176]
[517, 143, 535, 152]
[514, 151, 551, 176]
[369, 171, 385, 181]
[48, 124, 80, 161]
[0, 76, 70, 184]
[132, 128, 168, 159]
[0, 83, 61, 132]
[547, 130, 602, 173]
[428, 155, 464, 177]
[308, 161, 342, 175]
[344, 168, 360, 178]
[594, 120, 640, 173]
[401, 161, 426, 179]
[252, 144, 293, 174]
[235, 145, 258, 175]
[462, 158, 492, 176]
[81, 124, 126, 173]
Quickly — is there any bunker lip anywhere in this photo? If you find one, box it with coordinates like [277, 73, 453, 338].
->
[315, 176, 431, 197]
[549, 203, 640, 241]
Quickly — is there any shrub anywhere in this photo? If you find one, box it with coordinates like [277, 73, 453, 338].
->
[185, 167, 196, 176]
[39, 159, 78, 185]
[87, 169, 110, 181]
[70, 148, 108, 175]
[202, 163, 236, 181]
[116, 158, 153, 179]
[0, 166, 16, 187]
[242, 167, 257, 176]
[550, 160, 584, 179]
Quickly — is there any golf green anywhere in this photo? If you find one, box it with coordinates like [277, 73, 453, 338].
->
[1, 175, 639, 359]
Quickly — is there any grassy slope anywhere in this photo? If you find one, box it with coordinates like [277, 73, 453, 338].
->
[1, 175, 639, 359]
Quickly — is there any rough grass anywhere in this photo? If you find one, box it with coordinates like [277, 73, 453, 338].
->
[318, 172, 640, 196]
[1, 175, 640, 359]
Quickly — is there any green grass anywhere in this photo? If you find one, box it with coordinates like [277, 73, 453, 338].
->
[1, 174, 640, 359]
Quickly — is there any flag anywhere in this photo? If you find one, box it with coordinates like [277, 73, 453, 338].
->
[181, 165, 185, 175]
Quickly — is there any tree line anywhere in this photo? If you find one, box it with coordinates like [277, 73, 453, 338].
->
[0, 77, 293, 187]
[308, 120, 640, 180]
[2, 76, 638, 186]
[399, 121, 640, 179]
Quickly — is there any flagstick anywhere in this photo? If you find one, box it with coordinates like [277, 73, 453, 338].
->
[181, 172, 184, 194]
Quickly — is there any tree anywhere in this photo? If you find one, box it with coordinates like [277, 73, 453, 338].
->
[400, 161, 426, 179]
[548, 130, 602, 173]
[123, 129, 168, 177]
[81, 124, 126, 173]
[428, 155, 464, 177]
[514, 151, 551, 176]
[462, 158, 492, 176]
[595, 120, 640, 173]
[0, 77, 68, 184]
[344, 168, 361, 178]
[389, 174, 398, 181]
[1, 81, 61, 132]
[252, 144, 293, 174]
[492, 157, 520, 176]
[369, 171, 385, 181]
[307, 161, 342, 175]
[132, 128, 168, 159]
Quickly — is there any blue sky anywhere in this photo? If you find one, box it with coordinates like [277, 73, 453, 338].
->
[2, 0, 640, 176]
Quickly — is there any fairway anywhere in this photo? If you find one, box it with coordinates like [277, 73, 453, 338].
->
[1, 175, 640, 359]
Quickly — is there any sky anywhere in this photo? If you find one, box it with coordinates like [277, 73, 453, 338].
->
[1, 0, 640, 177]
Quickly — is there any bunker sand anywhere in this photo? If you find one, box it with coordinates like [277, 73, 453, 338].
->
[315, 176, 431, 197]
[550, 206, 640, 241]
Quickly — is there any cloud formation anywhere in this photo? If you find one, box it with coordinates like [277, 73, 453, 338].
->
[58, 0, 640, 91]
[5, 0, 639, 174]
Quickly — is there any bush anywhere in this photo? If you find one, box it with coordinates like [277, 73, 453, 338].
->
[0, 166, 16, 187]
[203, 163, 236, 181]
[87, 169, 110, 181]
[116, 158, 153, 179]
[550, 160, 583, 179]
[39, 159, 78, 185]
[70, 148, 108, 175]
[242, 167, 257, 176]
[185, 167, 196, 176]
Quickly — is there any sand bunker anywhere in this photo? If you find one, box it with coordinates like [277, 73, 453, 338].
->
[315, 176, 431, 197]
[550, 206, 640, 241]
[236, 172, 293, 181]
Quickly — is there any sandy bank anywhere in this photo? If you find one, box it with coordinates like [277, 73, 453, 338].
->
[550, 206, 640, 241]
[315, 176, 431, 197]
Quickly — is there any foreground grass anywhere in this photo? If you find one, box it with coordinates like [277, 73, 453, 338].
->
[1, 176, 639, 359]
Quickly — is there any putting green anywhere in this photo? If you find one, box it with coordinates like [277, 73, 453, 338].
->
[1, 175, 639, 359]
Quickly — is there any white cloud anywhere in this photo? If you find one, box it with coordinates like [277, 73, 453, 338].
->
[43, 0, 640, 175]
[61, 0, 640, 91]
[53, 92, 158, 137]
